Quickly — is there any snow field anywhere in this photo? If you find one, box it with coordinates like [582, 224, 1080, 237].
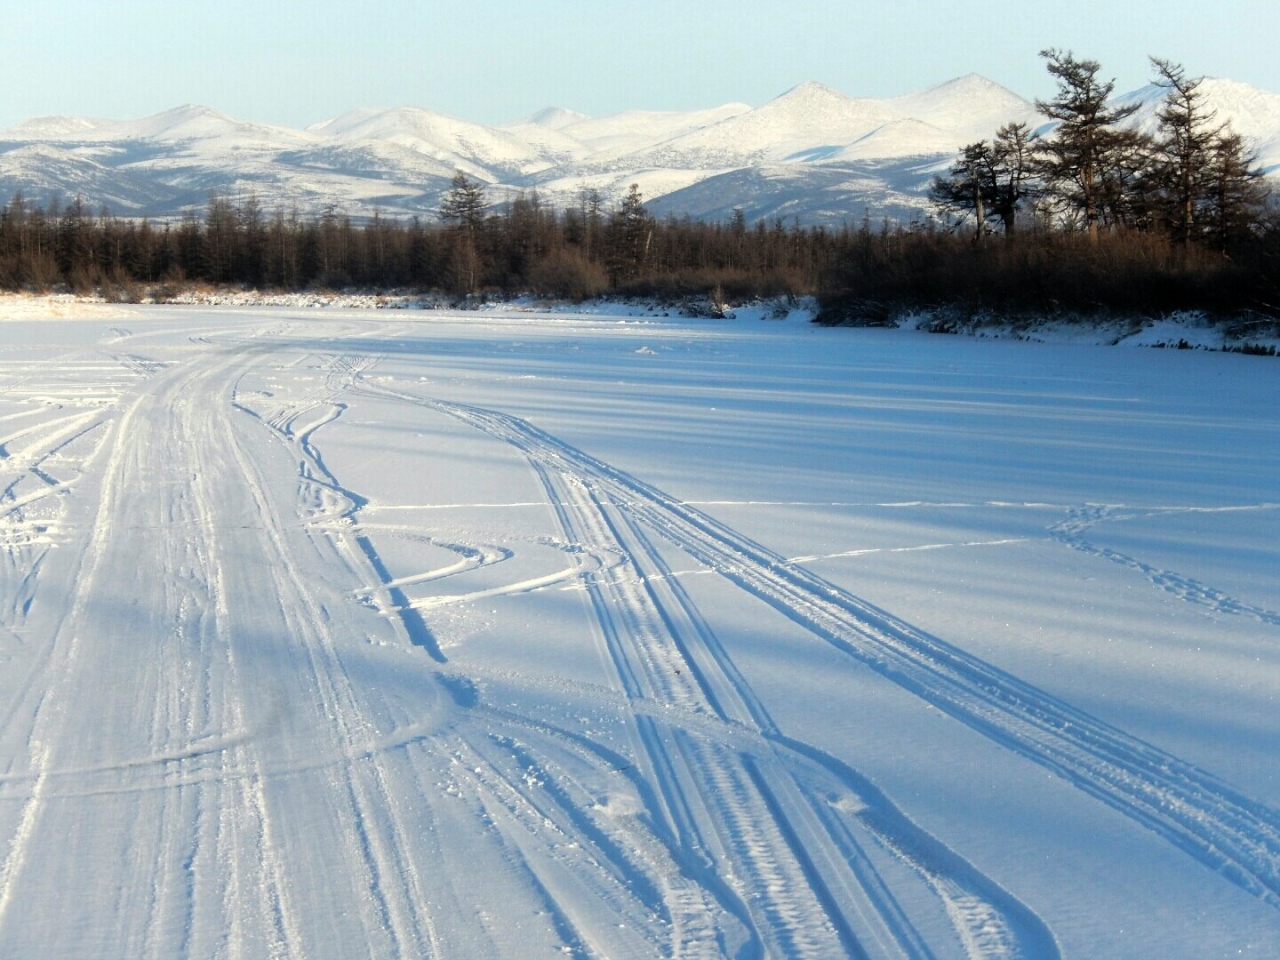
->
[0, 305, 1277, 958]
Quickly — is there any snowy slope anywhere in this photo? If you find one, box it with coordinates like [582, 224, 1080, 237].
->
[1117, 77, 1280, 172]
[4, 114, 110, 139]
[805, 119, 962, 162]
[626, 76, 1040, 168]
[0, 73, 1276, 222]
[643, 159, 937, 224]
[885, 72, 1041, 143]
[307, 106, 574, 179]
[9, 104, 317, 152]
[0, 144, 178, 212]
[631, 81, 902, 167]
[496, 165, 725, 214]
[511, 106, 591, 130]
[554, 102, 754, 158]
[0, 304, 1276, 959]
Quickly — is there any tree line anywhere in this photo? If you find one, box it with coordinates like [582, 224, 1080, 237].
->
[0, 182, 833, 303]
[0, 49, 1276, 323]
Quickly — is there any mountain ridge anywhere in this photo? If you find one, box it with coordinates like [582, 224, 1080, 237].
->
[2, 73, 1276, 225]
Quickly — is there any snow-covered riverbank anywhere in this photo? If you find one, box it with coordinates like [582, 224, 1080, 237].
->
[6, 290, 1277, 355]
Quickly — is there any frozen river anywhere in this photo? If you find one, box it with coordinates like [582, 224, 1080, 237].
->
[0, 303, 1277, 958]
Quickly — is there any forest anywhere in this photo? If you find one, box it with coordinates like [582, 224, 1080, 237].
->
[0, 51, 1276, 324]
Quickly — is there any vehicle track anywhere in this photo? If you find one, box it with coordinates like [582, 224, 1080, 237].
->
[0, 335, 447, 958]
[224, 350, 449, 959]
[358, 382, 1060, 959]
[376, 391, 1280, 913]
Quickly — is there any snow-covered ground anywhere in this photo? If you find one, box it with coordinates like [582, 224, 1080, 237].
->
[0, 302, 1276, 959]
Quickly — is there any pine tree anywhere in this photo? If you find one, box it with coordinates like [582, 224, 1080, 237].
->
[930, 141, 997, 240]
[930, 124, 1034, 238]
[1203, 131, 1268, 251]
[991, 123, 1035, 235]
[605, 184, 652, 284]
[1150, 58, 1222, 243]
[439, 171, 487, 232]
[439, 171, 488, 294]
[1035, 49, 1144, 241]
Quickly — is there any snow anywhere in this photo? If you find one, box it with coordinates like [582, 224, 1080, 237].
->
[307, 106, 576, 178]
[502, 165, 729, 212]
[635, 81, 903, 167]
[631, 77, 1041, 167]
[0, 301, 1277, 959]
[510, 107, 592, 131]
[553, 103, 754, 159]
[4, 105, 318, 152]
[2, 114, 107, 140]
[3, 74, 1276, 222]
[884, 73, 1041, 144]
[805, 118, 961, 162]
[1117, 77, 1280, 173]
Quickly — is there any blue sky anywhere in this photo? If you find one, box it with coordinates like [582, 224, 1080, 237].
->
[3, 0, 1275, 130]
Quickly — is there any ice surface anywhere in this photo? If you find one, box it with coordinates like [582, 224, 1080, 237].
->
[0, 303, 1276, 958]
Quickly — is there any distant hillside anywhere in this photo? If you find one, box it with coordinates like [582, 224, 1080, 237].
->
[2, 73, 1277, 224]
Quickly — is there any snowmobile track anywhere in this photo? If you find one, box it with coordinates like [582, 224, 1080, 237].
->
[399, 392, 1280, 912]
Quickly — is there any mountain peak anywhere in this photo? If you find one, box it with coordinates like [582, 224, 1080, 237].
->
[1115, 76, 1280, 155]
[937, 72, 1002, 91]
[773, 80, 853, 105]
[887, 74, 1040, 142]
[121, 104, 249, 141]
[752, 81, 897, 128]
[519, 107, 590, 130]
[0, 72, 1275, 225]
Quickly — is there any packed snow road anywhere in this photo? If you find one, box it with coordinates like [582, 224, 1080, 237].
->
[0, 304, 1277, 958]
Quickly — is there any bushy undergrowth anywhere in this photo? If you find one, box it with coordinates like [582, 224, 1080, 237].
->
[816, 227, 1280, 325]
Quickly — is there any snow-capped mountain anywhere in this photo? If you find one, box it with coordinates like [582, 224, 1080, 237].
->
[628, 82, 904, 169]
[1, 74, 1276, 225]
[886, 73, 1042, 144]
[308, 106, 576, 178]
[543, 102, 754, 160]
[9, 105, 317, 152]
[1115, 78, 1280, 174]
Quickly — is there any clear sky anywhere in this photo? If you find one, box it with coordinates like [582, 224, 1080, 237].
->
[3, 0, 1276, 131]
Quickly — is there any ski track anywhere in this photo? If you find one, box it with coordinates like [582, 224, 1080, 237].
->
[358, 385, 1280, 919]
[226, 343, 448, 959]
[0, 349, 146, 852]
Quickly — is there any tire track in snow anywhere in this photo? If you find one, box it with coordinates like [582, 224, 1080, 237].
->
[359, 384, 1056, 960]
[0, 336, 420, 958]
[379, 391, 1280, 914]
[445, 733, 685, 960]
[0, 410, 115, 747]
[608, 499, 1052, 960]
[228, 348, 447, 959]
[555, 475, 819, 958]
[0, 354, 200, 949]
[566, 452, 1048, 959]
[185, 361, 305, 960]
[0, 368, 128, 915]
